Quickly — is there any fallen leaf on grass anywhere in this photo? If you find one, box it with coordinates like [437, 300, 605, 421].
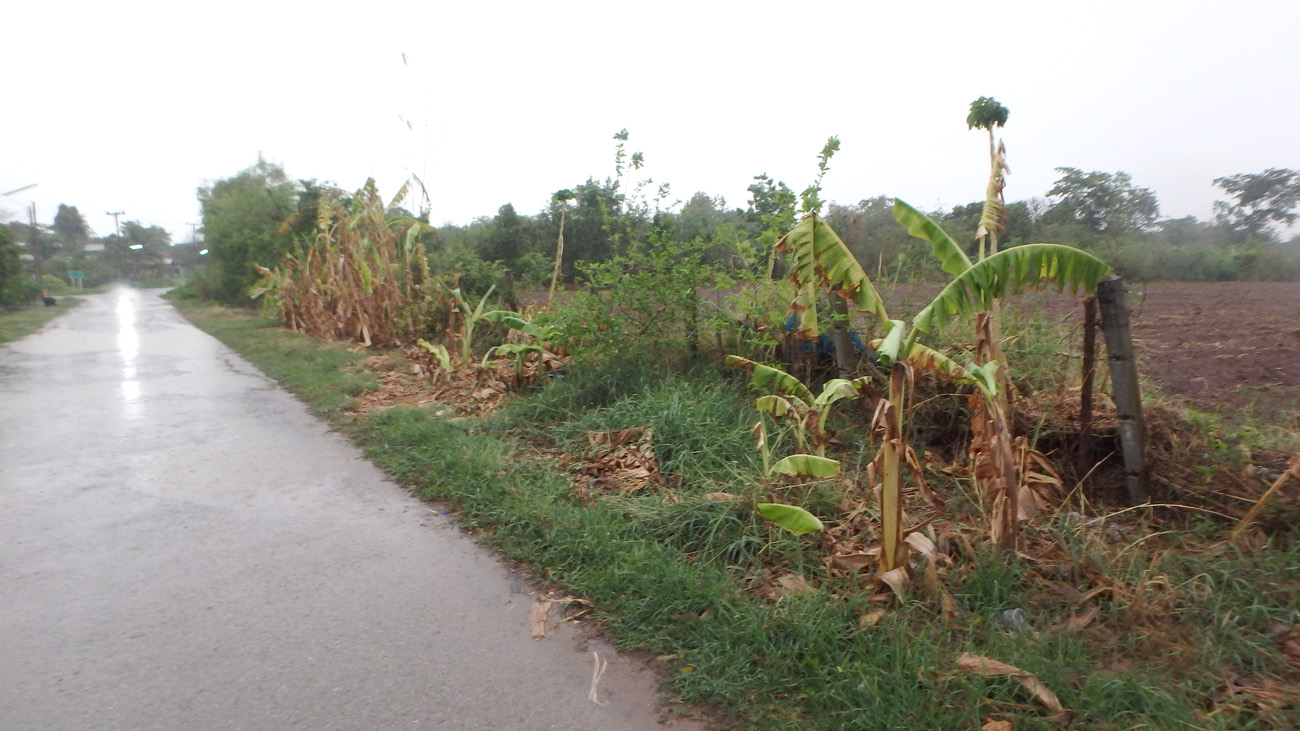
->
[1075, 585, 1112, 605]
[1269, 622, 1300, 665]
[859, 609, 887, 628]
[957, 652, 1067, 716]
[982, 721, 1013, 731]
[940, 590, 959, 618]
[776, 573, 814, 596]
[831, 552, 876, 573]
[700, 492, 739, 502]
[1221, 676, 1300, 715]
[529, 598, 553, 639]
[1049, 606, 1100, 635]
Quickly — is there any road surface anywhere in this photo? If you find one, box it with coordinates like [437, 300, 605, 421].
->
[0, 288, 700, 730]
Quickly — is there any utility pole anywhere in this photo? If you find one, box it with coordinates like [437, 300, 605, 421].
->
[106, 210, 125, 245]
[29, 203, 44, 282]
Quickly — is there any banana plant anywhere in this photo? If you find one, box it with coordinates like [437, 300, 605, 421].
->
[727, 355, 871, 538]
[441, 282, 497, 364]
[479, 309, 563, 381]
[725, 355, 872, 458]
[776, 211, 1110, 561]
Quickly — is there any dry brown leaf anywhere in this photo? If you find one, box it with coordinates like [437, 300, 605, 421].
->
[529, 598, 553, 640]
[831, 553, 875, 573]
[982, 721, 1013, 731]
[700, 492, 740, 502]
[940, 589, 960, 618]
[957, 652, 1066, 715]
[1046, 606, 1101, 637]
[904, 531, 938, 562]
[1224, 676, 1300, 712]
[905, 445, 946, 509]
[859, 609, 886, 628]
[1076, 585, 1112, 605]
[879, 567, 910, 600]
[776, 573, 814, 596]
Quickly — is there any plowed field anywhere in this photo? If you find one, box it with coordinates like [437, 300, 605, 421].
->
[1126, 281, 1300, 429]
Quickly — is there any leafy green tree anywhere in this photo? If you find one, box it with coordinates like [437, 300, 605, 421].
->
[52, 204, 91, 252]
[827, 196, 924, 277]
[0, 224, 31, 304]
[554, 179, 619, 279]
[97, 221, 171, 282]
[1153, 215, 1230, 247]
[746, 173, 797, 275]
[1045, 168, 1160, 234]
[673, 192, 726, 243]
[485, 203, 528, 265]
[198, 159, 299, 304]
[1213, 168, 1300, 240]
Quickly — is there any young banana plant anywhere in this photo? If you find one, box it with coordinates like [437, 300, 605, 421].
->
[727, 355, 872, 538]
[725, 355, 871, 458]
[441, 282, 497, 364]
[480, 310, 563, 382]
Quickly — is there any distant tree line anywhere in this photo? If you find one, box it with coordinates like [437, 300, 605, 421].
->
[172, 153, 1300, 308]
[1, 203, 190, 305]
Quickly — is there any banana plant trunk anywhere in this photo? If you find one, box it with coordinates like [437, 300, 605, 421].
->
[987, 397, 1019, 550]
[548, 205, 566, 307]
[974, 312, 1019, 549]
[880, 361, 906, 572]
[830, 295, 854, 378]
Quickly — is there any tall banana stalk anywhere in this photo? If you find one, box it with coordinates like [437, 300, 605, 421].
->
[547, 189, 574, 307]
[968, 98, 1014, 414]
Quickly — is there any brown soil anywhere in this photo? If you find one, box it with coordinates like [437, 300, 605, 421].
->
[1128, 281, 1300, 429]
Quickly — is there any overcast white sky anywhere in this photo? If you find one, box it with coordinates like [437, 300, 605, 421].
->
[3, 0, 1298, 243]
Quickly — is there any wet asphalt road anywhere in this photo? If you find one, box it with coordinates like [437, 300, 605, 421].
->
[0, 289, 697, 730]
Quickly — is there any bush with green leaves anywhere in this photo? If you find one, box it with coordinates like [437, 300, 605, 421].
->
[545, 232, 721, 367]
[197, 159, 299, 305]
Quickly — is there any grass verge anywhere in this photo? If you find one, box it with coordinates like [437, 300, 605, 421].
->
[173, 299, 1300, 730]
[0, 298, 82, 344]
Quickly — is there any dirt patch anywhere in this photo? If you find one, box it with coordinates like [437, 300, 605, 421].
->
[1130, 282, 1300, 429]
[998, 281, 1299, 432]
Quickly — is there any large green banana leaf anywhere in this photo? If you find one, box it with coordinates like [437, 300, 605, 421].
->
[755, 394, 795, 418]
[892, 199, 972, 277]
[770, 454, 841, 478]
[726, 356, 815, 406]
[776, 213, 890, 339]
[812, 377, 873, 409]
[756, 502, 825, 536]
[912, 244, 1111, 334]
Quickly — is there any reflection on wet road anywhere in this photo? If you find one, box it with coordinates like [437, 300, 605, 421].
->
[116, 289, 142, 421]
[0, 289, 686, 731]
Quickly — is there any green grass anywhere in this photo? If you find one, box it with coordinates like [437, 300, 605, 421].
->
[172, 301, 1300, 730]
[0, 298, 82, 344]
